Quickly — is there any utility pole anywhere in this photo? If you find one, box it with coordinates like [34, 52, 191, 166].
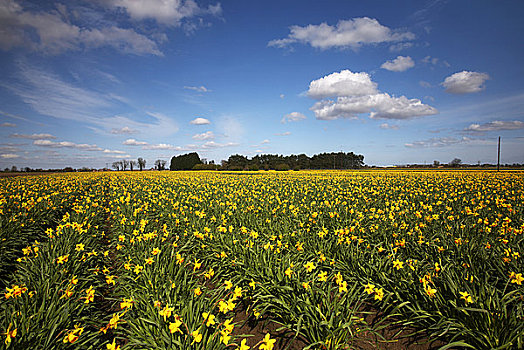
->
[497, 136, 501, 172]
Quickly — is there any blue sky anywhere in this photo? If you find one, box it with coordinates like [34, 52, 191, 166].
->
[0, 0, 523, 169]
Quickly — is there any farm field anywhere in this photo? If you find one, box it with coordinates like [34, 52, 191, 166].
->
[1, 170, 523, 350]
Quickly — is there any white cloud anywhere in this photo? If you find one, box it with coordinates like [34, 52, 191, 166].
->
[1, 153, 19, 159]
[269, 17, 414, 50]
[0, 0, 162, 55]
[143, 143, 180, 150]
[201, 141, 238, 149]
[405, 137, 472, 148]
[442, 71, 490, 94]
[1, 122, 16, 127]
[307, 70, 378, 99]
[419, 80, 432, 88]
[102, 149, 126, 154]
[389, 42, 413, 52]
[311, 94, 437, 120]
[190, 117, 211, 125]
[123, 138, 148, 146]
[281, 112, 307, 123]
[33, 139, 102, 151]
[464, 120, 524, 132]
[111, 126, 138, 134]
[108, 0, 222, 26]
[421, 56, 439, 65]
[184, 85, 209, 92]
[381, 56, 414, 72]
[261, 139, 270, 144]
[380, 123, 399, 130]
[307, 69, 437, 120]
[192, 131, 214, 140]
[10, 133, 56, 140]
[275, 131, 291, 136]
[280, 94, 285, 99]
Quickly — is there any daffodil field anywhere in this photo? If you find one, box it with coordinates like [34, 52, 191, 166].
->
[1, 170, 523, 349]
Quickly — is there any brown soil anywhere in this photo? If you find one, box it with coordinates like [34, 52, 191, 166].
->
[231, 301, 450, 350]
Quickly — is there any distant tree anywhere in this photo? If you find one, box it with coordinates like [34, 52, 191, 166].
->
[226, 154, 249, 170]
[112, 161, 121, 171]
[449, 158, 462, 167]
[129, 160, 137, 171]
[137, 157, 146, 171]
[122, 159, 129, 171]
[11, 165, 17, 172]
[170, 153, 202, 170]
[275, 163, 290, 171]
[155, 159, 167, 170]
[433, 160, 440, 167]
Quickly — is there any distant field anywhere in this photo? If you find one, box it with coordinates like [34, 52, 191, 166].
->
[1, 170, 523, 349]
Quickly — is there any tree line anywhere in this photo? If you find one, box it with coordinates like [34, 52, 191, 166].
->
[169, 151, 365, 171]
[112, 158, 167, 171]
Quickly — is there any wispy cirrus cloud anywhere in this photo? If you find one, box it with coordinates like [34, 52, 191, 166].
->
[111, 126, 138, 135]
[405, 136, 473, 148]
[464, 120, 524, 132]
[10, 133, 56, 140]
[184, 85, 210, 93]
[3, 63, 178, 137]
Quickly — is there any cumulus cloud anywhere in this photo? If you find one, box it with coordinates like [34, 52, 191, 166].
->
[108, 0, 222, 26]
[464, 120, 524, 132]
[1, 122, 16, 127]
[311, 94, 437, 120]
[261, 139, 270, 144]
[190, 117, 211, 125]
[307, 70, 378, 99]
[275, 131, 291, 136]
[269, 17, 414, 50]
[123, 138, 148, 146]
[0, 0, 162, 55]
[405, 136, 472, 148]
[307, 69, 437, 120]
[111, 126, 138, 134]
[281, 112, 307, 123]
[192, 131, 214, 140]
[184, 85, 209, 92]
[381, 56, 414, 72]
[10, 133, 56, 140]
[442, 71, 490, 94]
